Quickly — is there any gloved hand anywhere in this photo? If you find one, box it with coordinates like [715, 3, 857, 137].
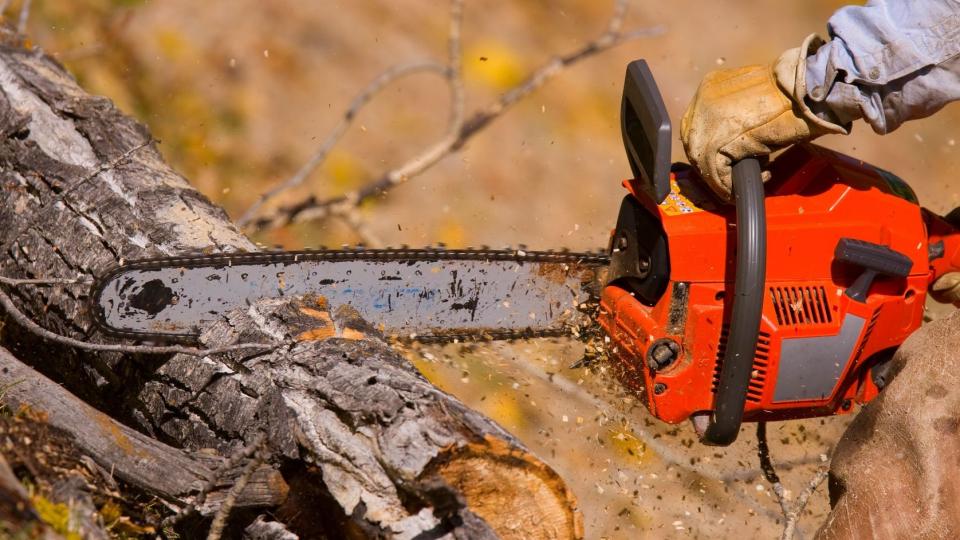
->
[932, 272, 960, 304]
[680, 35, 848, 202]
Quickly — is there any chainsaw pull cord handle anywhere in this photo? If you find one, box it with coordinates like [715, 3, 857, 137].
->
[701, 158, 767, 446]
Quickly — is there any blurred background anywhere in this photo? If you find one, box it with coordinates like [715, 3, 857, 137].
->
[24, 0, 960, 537]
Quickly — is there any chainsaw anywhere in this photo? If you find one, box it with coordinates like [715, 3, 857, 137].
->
[92, 60, 960, 446]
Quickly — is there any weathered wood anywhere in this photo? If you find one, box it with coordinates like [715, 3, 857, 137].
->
[0, 30, 581, 538]
[0, 346, 287, 514]
[48, 476, 111, 540]
[243, 515, 299, 540]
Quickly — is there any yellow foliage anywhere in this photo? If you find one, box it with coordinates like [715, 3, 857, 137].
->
[323, 149, 368, 190]
[464, 41, 526, 89]
[436, 219, 466, 248]
[482, 391, 525, 431]
[31, 495, 81, 540]
[101, 500, 156, 536]
[155, 28, 190, 61]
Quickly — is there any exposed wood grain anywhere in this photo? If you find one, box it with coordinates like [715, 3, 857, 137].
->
[243, 515, 299, 540]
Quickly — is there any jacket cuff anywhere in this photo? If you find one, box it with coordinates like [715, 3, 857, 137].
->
[774, 33, 850, 136]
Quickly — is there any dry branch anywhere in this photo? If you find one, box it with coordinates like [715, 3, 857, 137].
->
[235, 61, 448, 228]
[757, 422, 830, 540]
[243, 0, 664, 234]
[207, 441, 266, 540]
[0, 346, 288, 515]
[0, 28, 582, 538]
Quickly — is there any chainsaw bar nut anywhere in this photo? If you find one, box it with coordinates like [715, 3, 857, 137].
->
[647, 338, 680, 371]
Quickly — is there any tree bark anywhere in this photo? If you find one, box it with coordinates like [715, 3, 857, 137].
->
[0, 346, 288, 515]
[0, 29, 581, 538]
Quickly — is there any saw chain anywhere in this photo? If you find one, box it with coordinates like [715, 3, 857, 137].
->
[93, 247, 610, 343]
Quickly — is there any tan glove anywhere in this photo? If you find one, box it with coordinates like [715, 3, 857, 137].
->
[680, 34, 848, 202]
[932, 272, 960, 304]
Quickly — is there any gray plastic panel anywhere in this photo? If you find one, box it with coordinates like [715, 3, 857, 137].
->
[773, 313, 866, 402]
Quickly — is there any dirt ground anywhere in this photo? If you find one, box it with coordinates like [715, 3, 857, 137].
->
[17, 0, 960, 538]
[0, 407, 157, 538]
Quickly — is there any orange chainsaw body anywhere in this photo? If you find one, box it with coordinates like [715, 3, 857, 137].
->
[598, 144, 960, 424]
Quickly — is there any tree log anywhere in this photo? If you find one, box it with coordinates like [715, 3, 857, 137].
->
[0, 30, 581, 538]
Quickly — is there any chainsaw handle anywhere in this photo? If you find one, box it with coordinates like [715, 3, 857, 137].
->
[701, 158, 767, 446]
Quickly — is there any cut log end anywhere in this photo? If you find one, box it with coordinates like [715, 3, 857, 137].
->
[430, 435, 583, 540]
[193, 294, 583, 538]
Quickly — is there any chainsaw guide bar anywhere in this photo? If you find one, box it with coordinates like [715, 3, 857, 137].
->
[93, 248, 610, 343]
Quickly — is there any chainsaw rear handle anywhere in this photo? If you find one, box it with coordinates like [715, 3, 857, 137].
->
[701, 158, 767, 446]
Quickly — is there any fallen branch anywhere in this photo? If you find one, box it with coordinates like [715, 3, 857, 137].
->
[499, 344, 814, 525]
[0, 346, 288, 516]
[757, 422, 830, 540]
[244, 0, 664, 234]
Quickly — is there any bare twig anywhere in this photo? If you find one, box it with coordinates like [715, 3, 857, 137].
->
[785, 468, 829, 539]
[476, 343, 808, 525]
[164, 433, 268, 532]
[0, 285, 279, 357]
[234, 62, 447, 227]
[445, 0, 465, 139]
[244, 0, 664, 233]
[757, 422, 830, 540]
[0, 275, 93, 286]
[16, 0, 29, 34]
[239, 0, 467, 238]
[206, 441, 267, 540]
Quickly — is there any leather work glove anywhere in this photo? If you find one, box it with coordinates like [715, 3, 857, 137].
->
[932, 272, 960, 304]
[681, 35, 848, 202]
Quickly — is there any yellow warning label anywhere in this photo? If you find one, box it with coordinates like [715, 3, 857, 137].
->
[659, 175, 716, 216]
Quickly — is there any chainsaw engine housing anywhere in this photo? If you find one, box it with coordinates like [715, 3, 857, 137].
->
[599, 143, 930, 424]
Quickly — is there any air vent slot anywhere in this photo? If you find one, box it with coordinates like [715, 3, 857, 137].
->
[712, 328, 772, 403]
[852, 307, 882, 363]
[770, 286, 832, 326]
